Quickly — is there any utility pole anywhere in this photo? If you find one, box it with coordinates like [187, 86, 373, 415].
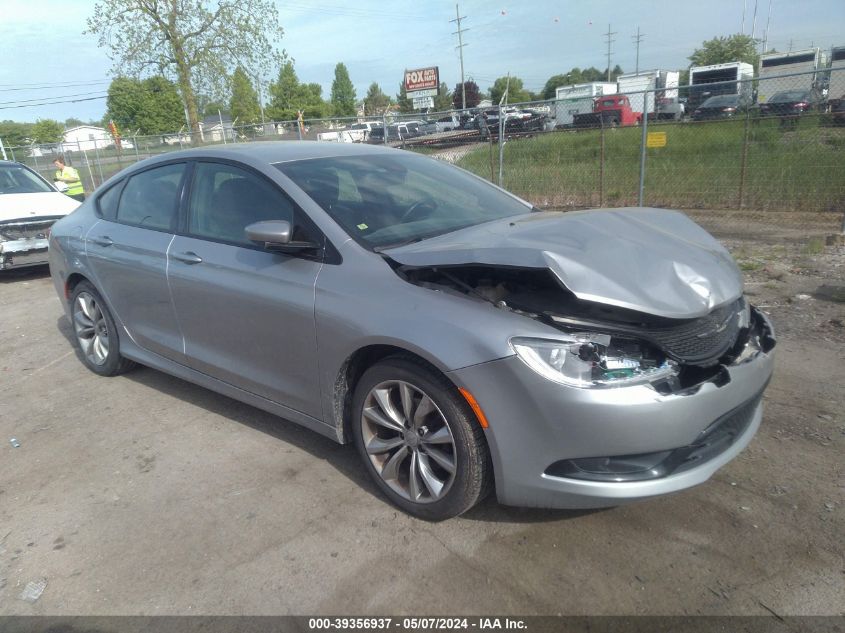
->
[451, 4, 469, 110]
[762, 0, 772, 53]
[604, 24, 617, 82]
[742, 0, 747, 33]
[632, 27, 645, 74]
[750, 0, 758, 40]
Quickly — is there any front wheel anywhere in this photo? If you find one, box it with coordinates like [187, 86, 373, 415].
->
[70, 281, 136, 376]
[352, 357, 492, 520]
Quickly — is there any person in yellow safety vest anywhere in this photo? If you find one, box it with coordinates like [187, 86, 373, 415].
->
[53, 156, 85, 202]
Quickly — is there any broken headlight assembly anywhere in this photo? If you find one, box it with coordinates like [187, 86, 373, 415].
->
[510, 334, 679, 389]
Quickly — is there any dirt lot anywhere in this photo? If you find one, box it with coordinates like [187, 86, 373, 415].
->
[0, 230, 843, 617]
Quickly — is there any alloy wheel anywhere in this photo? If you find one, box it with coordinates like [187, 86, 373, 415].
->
[73, 291, 110, 366]
[360, 380, 457, 503]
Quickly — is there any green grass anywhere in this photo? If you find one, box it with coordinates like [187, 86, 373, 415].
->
[738, 260, 764, 272]
[802, 236, 826, 255]
[455, 117, 845, 213]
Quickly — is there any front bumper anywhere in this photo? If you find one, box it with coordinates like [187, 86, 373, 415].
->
[449, 310, 775, 509]
[0, 238, 50, 270]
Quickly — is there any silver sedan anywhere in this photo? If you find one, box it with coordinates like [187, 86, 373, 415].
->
[48, 142, 775, 520]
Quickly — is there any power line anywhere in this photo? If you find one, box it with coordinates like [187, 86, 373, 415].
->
[450, 3, 469, 110]
[0, 91, 110, 106]
[0, 95, 108, 111]
[604, 24, 617, 82]
[0, 80, 111, 92]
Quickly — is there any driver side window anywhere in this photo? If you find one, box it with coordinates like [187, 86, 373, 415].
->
[188, 162, 295, 246]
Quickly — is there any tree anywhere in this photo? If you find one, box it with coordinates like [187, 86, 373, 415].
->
[452, 81, 480, 109]
[0, 120, 33, 147]
[542, 66, 624, 100]
[267, 61, 301, 120]
[396, 82, 413, 114]
[363, 82, 391, 116]
[433, 82, 452, 111]
[30, 119, 64, 143]
[202, 101, 230, 118]
[330, 62, 356, 117]
[689, 34, 760, 68]
[268, 62, 328, 120]
[64, 117, 86, 129]
[230, 67, 261, 124]
[542, 74, 570, 100]
[490, 76, 531, 105]
[86, 1, 284, 142]
[106, 76, 185, 135]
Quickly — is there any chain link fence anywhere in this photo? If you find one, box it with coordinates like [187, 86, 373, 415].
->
[4, 67, 844, 243]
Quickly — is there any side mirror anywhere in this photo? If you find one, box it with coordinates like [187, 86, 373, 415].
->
[245, 220, 319, 253]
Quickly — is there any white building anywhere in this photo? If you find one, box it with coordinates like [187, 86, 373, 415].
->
[61, 125, 114, 152]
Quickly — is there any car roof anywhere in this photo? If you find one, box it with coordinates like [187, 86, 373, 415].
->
[134, 140, 401, 167]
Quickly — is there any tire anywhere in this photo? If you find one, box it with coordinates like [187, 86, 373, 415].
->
[69, 281, 136, 376]
[351, 356, 493, 520]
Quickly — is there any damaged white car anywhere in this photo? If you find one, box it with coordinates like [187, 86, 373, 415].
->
[0, 161, 80, 270]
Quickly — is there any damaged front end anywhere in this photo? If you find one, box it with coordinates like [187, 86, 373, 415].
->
[395, 264, 774, 396]
[0, 216, 63, 270]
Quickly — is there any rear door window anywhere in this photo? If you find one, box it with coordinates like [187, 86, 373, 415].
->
[116, 163, 185, 231]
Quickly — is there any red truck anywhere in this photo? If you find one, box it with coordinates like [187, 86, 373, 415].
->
[572, 95, 643, 128]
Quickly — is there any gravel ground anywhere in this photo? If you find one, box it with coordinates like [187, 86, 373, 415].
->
[0, 231, 842, 617]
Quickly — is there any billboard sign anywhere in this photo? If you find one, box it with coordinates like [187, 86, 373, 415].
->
[405, 67, 439, 92]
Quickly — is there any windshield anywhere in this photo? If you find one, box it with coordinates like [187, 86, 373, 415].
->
[700, 95, 739, 107]
[770, 91, 809, 103]
[276, 152, 532, 249]
[0, 164, 54, 194]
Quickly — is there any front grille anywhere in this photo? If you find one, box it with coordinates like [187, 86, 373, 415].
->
[642, 298, 745, 366]
[0, 217, 62, 241]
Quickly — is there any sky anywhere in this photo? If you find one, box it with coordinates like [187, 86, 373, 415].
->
[0, 0, 843, 124]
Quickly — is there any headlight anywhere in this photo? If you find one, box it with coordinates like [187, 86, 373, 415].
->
[511, 334, 678, 389]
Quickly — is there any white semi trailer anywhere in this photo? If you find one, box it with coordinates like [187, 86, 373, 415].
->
[616, 70, 680, 116]
[688, 61, 755, 110]
[554, 82, 617, 127]
[758, 48, 824, 102]
[828, 46, 845, 101]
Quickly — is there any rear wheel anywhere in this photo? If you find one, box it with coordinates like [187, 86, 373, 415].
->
[70, 281, 135, 376]
[352, 357, 492, 520]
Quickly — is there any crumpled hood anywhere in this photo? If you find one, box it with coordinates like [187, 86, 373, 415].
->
[0, 192, 79, 223]
[384, 208, 743, 319]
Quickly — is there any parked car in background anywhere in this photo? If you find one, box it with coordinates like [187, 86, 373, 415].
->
[691, 94, 748, 121]
[758, 90, 822, 117]
[350, 121, 383, 142]
[0, 161, 79, 270]
[48, 142, 775, 520]
[368, 122, 420, 142]
[504, 110, 549, 132]
[435, 115, 460, 132]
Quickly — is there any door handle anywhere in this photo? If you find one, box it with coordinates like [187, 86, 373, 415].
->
[172, 251, 203, 265]
[91, 236, 113, 247]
